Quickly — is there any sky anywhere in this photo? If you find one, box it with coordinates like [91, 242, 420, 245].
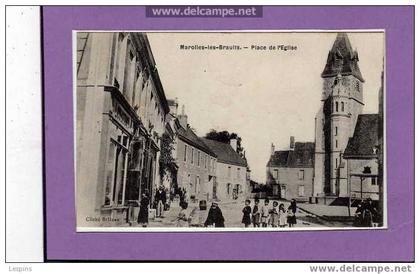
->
[147, 32, 384, 182]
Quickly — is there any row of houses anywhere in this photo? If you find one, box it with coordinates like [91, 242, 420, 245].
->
[164, 101, 249, 203]
[76, 32, 249, 227]
[266, 33, 382, 205]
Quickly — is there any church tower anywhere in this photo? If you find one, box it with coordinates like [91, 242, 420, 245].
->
[313, 33, 364, 198]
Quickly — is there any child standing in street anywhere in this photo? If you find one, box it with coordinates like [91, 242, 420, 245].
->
[261, 198, 270, 227]
[269, 201, 279, 227]
[287, 205, 297, 227]
[278, 203, 287, 227]
[252, 199, 261, 227]
[242, 199, 252, 228]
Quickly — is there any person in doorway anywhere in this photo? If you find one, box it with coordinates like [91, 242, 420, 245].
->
[241, 199, 252, 228]
[137, 192, 150, 227]
[252, 198, 261, 227]
[261, 199, 270, 227]
[204, 202, 225, 227]
[155, 186, 167, 218]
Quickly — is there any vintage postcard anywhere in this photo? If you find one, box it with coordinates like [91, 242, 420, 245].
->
[75, 31, 385, 231]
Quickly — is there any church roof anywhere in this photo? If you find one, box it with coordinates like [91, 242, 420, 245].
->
[343, 114, 379, 159]
[267, 142, 315, 168]
[200, 138, 247, 167]
[321, 33, 365, 82]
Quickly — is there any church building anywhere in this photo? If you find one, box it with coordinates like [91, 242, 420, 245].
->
[313, 33, 367, 201]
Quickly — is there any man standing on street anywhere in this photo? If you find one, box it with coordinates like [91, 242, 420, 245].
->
[155, 186, 167, 218]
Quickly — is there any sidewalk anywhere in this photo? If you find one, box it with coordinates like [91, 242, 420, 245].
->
[298, 203, 356, 225]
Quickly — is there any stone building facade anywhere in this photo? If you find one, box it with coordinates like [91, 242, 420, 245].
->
[266, 137, 315, 201]
[200, 138, 248, 200]
[343, 114, 380, 200]
[174, 107, 218, 202]
[76, 32, 169, 227]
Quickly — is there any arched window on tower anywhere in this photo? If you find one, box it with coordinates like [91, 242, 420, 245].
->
[341, 102, 345, 112]
[335, 101, 339, 112]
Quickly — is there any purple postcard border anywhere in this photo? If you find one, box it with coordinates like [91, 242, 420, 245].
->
[42, 6, 414, 261]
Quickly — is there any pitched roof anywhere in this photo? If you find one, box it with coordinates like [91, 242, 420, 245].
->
[343, 114, 379, 159]
[321, 33, 364, 82]
[200, 138, 247, 167]
[177, 126, 216, 157]
[267, 142, 315, 168]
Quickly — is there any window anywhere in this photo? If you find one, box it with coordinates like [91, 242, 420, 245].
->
[104, 133, 130, 206]
[237, 168, 240, 179]
[371, 178, 377, 186]
[196, 176, 200, 194]
[184, 145, 187, 162]
[298, 170, 304, 180]
[341, 102, 345, 112]
[104, 141, 116, 206]
[191, 148, 194, 164]
[228, 166, 231, 178]
[188, 174, 191, 193]
[114, 33, 126, 88]
[274, 169, 279, 180]
[132, 69, 140, 106]
[335, 101, 339, 112]
[336, 139, 338, 148]
[197, 151, 200, 166]
[335, 158, 338, 168]
[298, 185, 305, 197]
[123, 48, 135, 98]
[335, 126, 338, 136]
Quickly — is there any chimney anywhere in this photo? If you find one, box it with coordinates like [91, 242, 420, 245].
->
[230, 138, 238, 152]
[178, 105, 188, 129]
[271, 143, 275, 155]
[290, 136, 295, 150]
[169, 97, 179, 115]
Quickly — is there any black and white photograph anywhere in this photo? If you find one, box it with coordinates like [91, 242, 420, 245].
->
[75, 31, 385, 230]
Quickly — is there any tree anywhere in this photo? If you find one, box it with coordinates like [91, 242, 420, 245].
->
[159, 133, 177, 181]
[204, 129, 245, 159]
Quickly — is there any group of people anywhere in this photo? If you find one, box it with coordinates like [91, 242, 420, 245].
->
[176, 197, 300, 228]
[354, 198, 380, 227]
[176, 201, 225, 227]
[242, 198, 298, 228]
[137, 186, 168, 227]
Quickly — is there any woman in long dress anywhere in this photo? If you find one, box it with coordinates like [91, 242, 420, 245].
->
[137, 193, 150, 227]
